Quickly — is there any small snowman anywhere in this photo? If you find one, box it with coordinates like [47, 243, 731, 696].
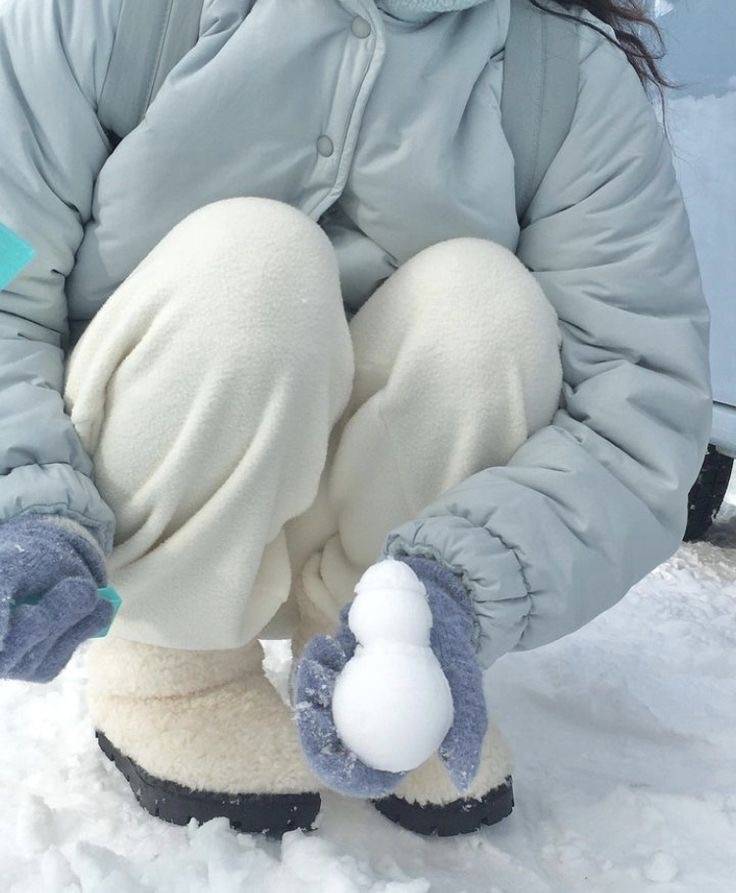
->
[331, 558, 454, 773]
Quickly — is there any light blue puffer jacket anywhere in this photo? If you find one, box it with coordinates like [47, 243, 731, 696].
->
[0, 0, 711, 666]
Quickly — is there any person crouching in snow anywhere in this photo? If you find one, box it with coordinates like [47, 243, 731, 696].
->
[0, 0, 711, 838]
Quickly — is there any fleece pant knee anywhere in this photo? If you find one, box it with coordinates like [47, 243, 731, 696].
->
[288, 237, 563, 628]
[65, 197, 354, 649]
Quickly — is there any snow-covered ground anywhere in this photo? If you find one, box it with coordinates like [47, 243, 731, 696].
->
[2, 477, 734, 892]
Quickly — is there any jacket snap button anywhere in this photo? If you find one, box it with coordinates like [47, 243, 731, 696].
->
[351, 16, 371, 38]
[316, 135, 334, 157]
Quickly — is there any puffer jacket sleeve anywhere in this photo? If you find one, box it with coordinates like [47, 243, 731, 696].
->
[0, 0, 122, 553]
[383, 19, 712, 668]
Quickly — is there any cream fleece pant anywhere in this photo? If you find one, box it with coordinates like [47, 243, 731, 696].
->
[64, 197, 562, 650]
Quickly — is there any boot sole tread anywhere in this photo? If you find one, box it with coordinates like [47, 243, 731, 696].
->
[373, 776, 513, 836]
[96, 731, 321, 838]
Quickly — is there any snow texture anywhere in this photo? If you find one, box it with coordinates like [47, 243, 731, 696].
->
[1, 480, 735, 892]
[332, 560, 454, 773]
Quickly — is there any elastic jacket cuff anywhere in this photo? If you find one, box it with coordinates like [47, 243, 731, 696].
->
[0, 462, 115, 554]
[382, 514, 531, 668]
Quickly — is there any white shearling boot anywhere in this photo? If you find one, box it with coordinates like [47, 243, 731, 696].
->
[87, 636, 320, 837]
[372, 724, 514, 836]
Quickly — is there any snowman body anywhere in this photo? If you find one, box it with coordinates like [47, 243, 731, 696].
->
[331, 559, 454, 773]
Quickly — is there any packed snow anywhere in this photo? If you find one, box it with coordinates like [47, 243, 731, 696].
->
[1, 479, 734, 892]
[333, 560, 454, 773]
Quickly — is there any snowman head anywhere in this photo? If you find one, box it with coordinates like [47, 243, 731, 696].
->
[349, 559, 432, 647]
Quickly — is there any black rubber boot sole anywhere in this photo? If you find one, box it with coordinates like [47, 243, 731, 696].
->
[96, 731, 321, 838]
[373, 776, 514, 836]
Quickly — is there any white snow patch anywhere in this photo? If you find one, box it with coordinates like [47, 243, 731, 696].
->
[644, 851, 679, 884]
[2, 505, 736, 891]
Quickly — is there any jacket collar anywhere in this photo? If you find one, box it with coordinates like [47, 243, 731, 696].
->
[376, 0, 491, 24]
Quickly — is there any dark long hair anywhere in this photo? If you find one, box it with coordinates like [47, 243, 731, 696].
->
[532, 1, 671, 96]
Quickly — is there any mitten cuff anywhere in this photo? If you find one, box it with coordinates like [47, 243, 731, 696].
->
[36, 513, 105, 554]
[23, 513, 108, 587]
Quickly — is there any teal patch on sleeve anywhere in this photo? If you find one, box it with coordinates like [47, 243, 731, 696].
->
[0, 224, 35, 291]
[93, 586, 123, 638]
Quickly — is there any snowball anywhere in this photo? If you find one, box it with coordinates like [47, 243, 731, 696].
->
[332, 645, 453, 773]
[331, 558, 454, 771]
[644, 852, 679, 884]
[349, 558, 431, 646]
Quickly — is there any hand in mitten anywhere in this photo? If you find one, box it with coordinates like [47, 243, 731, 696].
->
[292, 556, 487, 798]
[0, 515, 120, 683]
[292, 607, 404, 798]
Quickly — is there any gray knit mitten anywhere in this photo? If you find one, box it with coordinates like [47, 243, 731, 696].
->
[293, 556, 487, 798]
[0, 515, 117, 683]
